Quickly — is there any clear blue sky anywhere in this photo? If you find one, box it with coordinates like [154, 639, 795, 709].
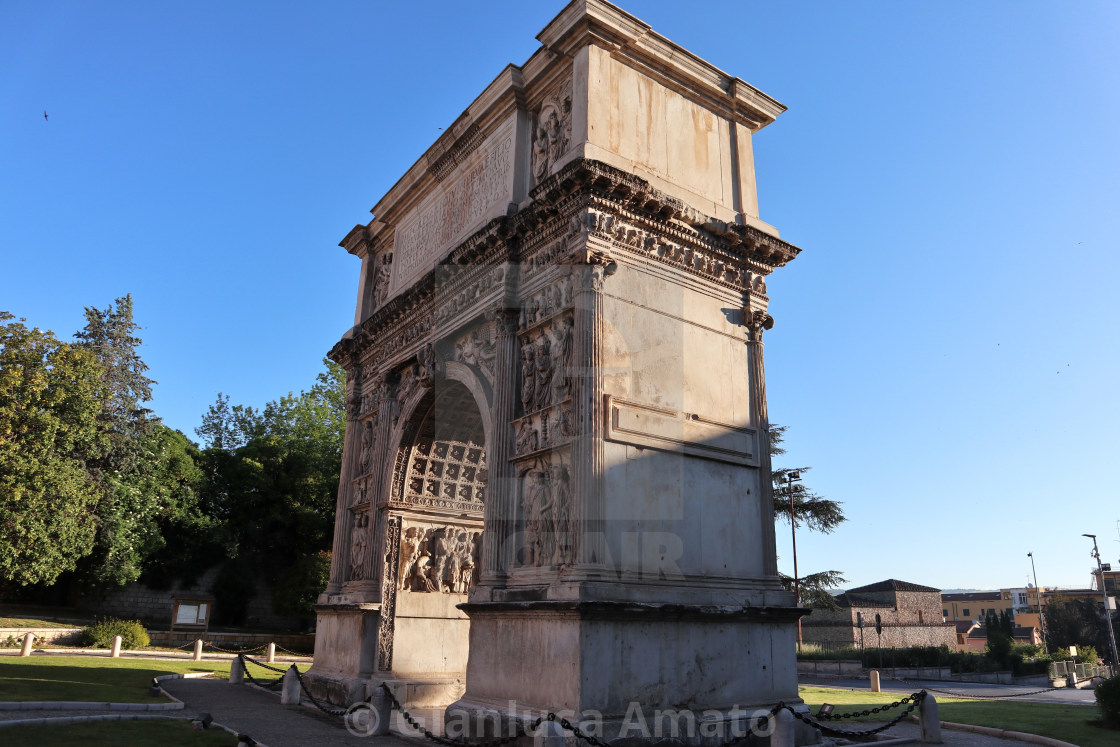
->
[3, 1, 1118, 593]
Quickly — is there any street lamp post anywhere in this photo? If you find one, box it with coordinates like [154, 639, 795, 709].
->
[1083, 534, 1120, 673]
[1027, 551, 1048, 651]
[787, 471, 803, 653]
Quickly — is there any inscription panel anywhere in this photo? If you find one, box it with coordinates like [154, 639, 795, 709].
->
[605, 395, 757, 466]
[388, 125, 515, 298]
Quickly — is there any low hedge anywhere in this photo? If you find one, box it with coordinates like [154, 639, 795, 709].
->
[79, 618, 150, 649]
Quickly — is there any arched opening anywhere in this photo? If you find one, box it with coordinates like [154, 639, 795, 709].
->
[377, 378, 488, 686]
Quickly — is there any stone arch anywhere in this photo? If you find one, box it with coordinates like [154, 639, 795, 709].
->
[376, 372, 491, 682]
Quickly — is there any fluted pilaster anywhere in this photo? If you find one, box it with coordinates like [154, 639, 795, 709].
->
[481, 307, 521, 584]
[746, 311, 778, 578]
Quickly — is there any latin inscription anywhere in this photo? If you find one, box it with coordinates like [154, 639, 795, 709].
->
[390, 134, 513, 296]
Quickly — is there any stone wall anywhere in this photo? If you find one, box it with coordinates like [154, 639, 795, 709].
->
[77, 565, 306, 632]
[802, 593, 956, 649]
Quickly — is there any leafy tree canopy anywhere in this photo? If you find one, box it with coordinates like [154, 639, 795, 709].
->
[0, 312, 107, 587]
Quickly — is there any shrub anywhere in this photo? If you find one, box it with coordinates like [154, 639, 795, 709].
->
[1096, 674, 1120, 728]
[1076, 645, 1100, 664]
[79, 617, 150, 649]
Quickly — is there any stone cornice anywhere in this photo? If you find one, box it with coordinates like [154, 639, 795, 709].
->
[537, 0, 785, 131]
[458, 599, 810, 622]
[328, 158, 801, 368]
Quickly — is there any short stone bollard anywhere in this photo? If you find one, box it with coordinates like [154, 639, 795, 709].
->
[361, 686, 392, 737]
[769, 707, 797, 747]
[230, 656, 245, 684]
[193, 639, 203, 661]
[533, 716, 565, 747]
[19, 632, 35, 657]
[110, 635, 122, 658]
[870, 669, 881, 693]
[918, 693, 941, 743]
[267, 642, 276, 664]
[281, 665, 301, 705]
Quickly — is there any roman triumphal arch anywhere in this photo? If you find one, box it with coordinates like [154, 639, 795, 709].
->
[308, 1, 814, 741]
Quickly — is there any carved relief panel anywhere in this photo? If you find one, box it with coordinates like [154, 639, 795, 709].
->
[397, 519, 482, 594]
[518, 457, 574, 568]
[531, 75, 573, 183]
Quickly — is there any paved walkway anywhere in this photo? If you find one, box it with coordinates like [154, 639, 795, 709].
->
[161, 677, 407, 746]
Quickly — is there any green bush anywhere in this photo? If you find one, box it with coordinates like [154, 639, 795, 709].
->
[79, 618, 150, 649]
[1096, 674, 1120, 728]
[1076, 645, 1100, 664]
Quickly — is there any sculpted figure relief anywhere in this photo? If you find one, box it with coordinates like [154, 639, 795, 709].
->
[398, 523, 480, 594]
[518, 462, 574, 568]
[550, 315, 573, 401]
[349, 512, 371, 581]
[398, 526, 421, 591]
[373, 253, 393, 308]
[358, 421, 375, 476]
[520, 344, 536, 414]
[532, 335, 552, 412]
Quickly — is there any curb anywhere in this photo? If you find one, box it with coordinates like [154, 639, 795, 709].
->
[0, 700, 183, 711]
[940, 720, 1080, 747]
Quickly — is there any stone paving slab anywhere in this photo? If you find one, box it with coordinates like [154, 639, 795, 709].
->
[162, 677, 406, 747]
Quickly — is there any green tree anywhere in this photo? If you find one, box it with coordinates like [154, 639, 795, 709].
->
[770, 425, 847, 609]
[0, 313, 107, 588]
[190, 359, 345, 623]
[1046, 597, 1108, 655]
[72, 295, 163, 586]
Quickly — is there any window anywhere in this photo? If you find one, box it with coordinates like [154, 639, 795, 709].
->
[918, 611, 924, 624]
[963, 608, 970, 616]
[943, 609, 949, 617]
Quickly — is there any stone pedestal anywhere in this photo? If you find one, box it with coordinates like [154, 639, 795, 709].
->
[309, 2, 811, 741]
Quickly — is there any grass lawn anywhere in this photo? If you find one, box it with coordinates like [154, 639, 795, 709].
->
[0, 617, 77, 628]
[800, 686, 1119, 747]
[0, 655, 309, 703]
[4, 718, 232, 746]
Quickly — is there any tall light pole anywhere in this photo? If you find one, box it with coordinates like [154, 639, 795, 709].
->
[1083, 534, 1120, 672]
[1027, 552, 1048, 651]
[787, 470, 803, 652]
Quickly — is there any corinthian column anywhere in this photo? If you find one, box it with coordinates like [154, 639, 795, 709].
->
[480, 307, 520, 585]
[568, 254, 615, 573]
[746, 310, 779, 578]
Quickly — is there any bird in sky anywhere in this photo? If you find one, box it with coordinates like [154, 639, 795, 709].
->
[43, 110, 48, 122]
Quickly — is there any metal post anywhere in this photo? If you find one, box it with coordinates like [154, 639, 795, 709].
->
[1028, 552, 1048, 651]
[788, 471, 802, 653]
[1084, 534, 1120, 672]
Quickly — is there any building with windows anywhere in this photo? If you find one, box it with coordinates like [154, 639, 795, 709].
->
[941, 591, 1005, 624]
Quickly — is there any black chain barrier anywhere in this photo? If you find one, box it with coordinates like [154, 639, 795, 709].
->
[381, 682, 541, 747]
[781, 692, 925, 739]
[291, 666, 349, 717]
[239, 654, 285, 689]
[273, 643, 313, 657]
[380, 683, 918, 746]
[885, 673, 1063, 699]
[208, 642, 269, 655]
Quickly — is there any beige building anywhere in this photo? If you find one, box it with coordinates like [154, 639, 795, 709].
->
[802, 579, 956, 649]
